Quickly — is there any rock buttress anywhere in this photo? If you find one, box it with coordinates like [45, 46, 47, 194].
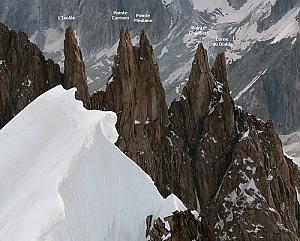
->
[64, 26, 91, 108]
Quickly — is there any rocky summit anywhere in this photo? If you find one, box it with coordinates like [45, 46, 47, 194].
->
[1, 22, 300, 240]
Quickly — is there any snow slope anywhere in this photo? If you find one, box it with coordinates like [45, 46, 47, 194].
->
[281, 131, 300, 168]
[0, 86, 186, 241]
[192, 0, 233, 13]
[219, 0, 299, 51]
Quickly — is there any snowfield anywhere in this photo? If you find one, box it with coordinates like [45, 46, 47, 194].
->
[192, 0, 233, 13]
[0, 86, 186, 241]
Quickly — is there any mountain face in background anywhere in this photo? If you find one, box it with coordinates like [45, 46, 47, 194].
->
[229, 35, 300, 134]
[1, 0, 299, 134]
[0, 0, 172, 51]
[1, 0, 300, 238]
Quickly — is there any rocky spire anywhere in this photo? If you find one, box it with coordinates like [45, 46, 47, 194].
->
[166, 46, 238, 209]
[0, 23, 92, 130]
[92, 31, 300, 239]
[181, 43, 215, 125]
[64, 26, 90, 108]
[212, 52, 235, 138]
[91, 28, 169, 191]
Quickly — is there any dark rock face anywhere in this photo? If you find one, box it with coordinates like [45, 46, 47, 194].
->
[258, 0, 300, 32]
[0, 22, 91, 129]
[229, 36, 300, 134]
[209, 111, 300, 240]
[146, 210, 210, 241]
[226, 0, 247, 9]
[90, 28, 194, 204]
[64, 26, 90, 108]
[0, 22, 63, 129]
[92, 29, 300, 240]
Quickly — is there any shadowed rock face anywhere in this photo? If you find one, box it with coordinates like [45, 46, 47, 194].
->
[92, 29, 300, 240]
[64, 26, 91, 108]
[209, 111, 300, 240]
[1, 22, 300, 240]
[229, 35, 300, 134]
[226, 0, 247, 9]
[0, 22, 63, 129]
[258, 0, 300, 32]
[0, 23, 91, 130]
[146, 210, 212, 241]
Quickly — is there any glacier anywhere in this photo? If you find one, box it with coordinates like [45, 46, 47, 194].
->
[0, 86, 186, 241]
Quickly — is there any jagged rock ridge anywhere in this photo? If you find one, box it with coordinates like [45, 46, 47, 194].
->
[64, 27, 91, 108]
[0, 22, 201, 241]
[0, 23, 91, 129]
[2, 0, 299, 136]
[0, 22, 299, 240]
[91, 29, 300, 240]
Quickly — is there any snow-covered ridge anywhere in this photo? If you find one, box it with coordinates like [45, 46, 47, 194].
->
[0, 86, 186, 241]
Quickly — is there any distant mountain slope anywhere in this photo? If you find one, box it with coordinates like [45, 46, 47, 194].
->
[1, 0, 299, 133]
[229, 34, 300, 134]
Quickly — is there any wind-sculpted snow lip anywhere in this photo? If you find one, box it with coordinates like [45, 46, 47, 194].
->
[0, 86, 186, 241]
